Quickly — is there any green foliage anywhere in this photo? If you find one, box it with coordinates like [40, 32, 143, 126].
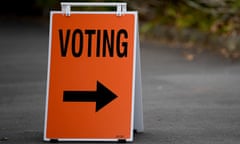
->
[231, 0, 240, 11]
[152, 2, 216, 32]
[140, 22, 156, 34]
[138, 0, 240, 36]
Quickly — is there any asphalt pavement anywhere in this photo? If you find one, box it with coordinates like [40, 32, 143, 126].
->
[1, 20, 240, 144]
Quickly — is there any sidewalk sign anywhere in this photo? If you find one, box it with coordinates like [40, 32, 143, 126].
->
[44, 2, 143, 142]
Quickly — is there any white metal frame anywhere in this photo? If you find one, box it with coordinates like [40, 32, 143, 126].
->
[61, 2, 127, 16]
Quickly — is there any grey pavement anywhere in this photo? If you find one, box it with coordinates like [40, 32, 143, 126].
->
[1, 20, 240, 144]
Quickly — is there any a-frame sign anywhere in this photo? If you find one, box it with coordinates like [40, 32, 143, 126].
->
[44, 2, 143, 142]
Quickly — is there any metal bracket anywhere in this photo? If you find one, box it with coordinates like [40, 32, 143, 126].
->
[61, 2, 127, 16]
[61, 4, 71, 16]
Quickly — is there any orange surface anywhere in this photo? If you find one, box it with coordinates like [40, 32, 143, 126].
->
[45, 12, 136, 140]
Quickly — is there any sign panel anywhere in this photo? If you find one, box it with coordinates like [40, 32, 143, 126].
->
[44, 11, 137, 141]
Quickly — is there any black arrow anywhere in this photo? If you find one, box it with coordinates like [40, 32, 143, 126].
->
[63, 81, 117, 112]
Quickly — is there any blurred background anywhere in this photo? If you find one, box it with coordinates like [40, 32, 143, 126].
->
[1, 1, 240, 143]
[1, 0, 240, 60]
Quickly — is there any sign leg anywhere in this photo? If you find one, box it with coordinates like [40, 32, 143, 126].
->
[134, 20, 144, 133]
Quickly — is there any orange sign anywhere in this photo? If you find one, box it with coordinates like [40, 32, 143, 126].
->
[44, 11, 137, 141]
